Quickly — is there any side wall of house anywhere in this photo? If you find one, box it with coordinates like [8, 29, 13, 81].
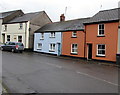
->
[34, 32, 62, 55]
[29, 12, 52, 49]
[85, 22, 119, 62]
[62, 31, 85, 58]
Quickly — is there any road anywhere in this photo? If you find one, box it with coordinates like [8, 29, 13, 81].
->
[1, 51, 119, 93]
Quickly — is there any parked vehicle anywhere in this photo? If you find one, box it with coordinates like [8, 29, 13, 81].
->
[1, 42, 24, 53]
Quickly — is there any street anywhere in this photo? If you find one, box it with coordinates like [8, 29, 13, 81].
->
[2, 51, 119, 93]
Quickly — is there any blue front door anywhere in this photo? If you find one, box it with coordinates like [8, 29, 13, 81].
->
[57, 43, 61, 56]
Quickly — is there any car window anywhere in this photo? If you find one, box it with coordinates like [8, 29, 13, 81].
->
[9, 42, 15, 45]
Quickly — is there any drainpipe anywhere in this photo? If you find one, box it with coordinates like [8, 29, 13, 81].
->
[82, 27, 86, 59]
[25, 22, 27, 48]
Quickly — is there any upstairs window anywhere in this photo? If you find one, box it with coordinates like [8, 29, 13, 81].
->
[19, 23, 23, 29]
[49, 43, 55, 52]
[18, 36, 22, 42]
[50, 32, 55, 38]
[72, 31, 77, 37]
[4, 25, 7, 31]
[98, 24, 105, 36]
[7, 35, 10, 41]
[40, 33, 44, 40]
[71, 44, 78, 54]
[97, 44, 106, 56]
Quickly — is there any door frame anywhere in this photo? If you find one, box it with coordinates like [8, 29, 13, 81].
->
[87, 43, 92, 60]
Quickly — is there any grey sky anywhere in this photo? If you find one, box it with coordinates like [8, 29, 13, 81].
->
[0, 0, 119, 22]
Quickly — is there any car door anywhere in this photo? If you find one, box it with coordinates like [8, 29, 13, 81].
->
[4, 42, 10, 50]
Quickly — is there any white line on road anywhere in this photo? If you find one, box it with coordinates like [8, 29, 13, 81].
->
[76, 71, 118, 86]
[45, 63, 62, 69]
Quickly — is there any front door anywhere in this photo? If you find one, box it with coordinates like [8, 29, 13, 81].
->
[88, 44, 92, 60]
[57, 43, 61, 56]
[2, 34, 5, 43]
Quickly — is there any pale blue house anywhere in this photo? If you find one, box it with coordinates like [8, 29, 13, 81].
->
[34, 21, 65, 56]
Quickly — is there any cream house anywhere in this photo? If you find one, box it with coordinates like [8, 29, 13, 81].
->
[0, 10, 24, 44]
[1, 11, 52, 49]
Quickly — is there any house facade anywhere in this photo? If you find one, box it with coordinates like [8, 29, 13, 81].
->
[34, 31, 62, 55]
[1, 11, 52, 49]
[0, 10, 24, 43]
[84, 8, 119, 62]
[62, 18, 90, 58]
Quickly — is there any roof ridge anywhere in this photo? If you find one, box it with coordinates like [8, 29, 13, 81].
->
[0, 9, 22, 14]
[99, 7, 119, 12]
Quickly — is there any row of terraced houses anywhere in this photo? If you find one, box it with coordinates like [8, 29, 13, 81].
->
[0, 8, 120, 62]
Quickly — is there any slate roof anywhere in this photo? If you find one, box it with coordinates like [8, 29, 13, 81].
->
[35, 17, 90, 33]
[0, 10, 22, 19]
[84, 8, 120, 24]
[7, 11, 44, 23]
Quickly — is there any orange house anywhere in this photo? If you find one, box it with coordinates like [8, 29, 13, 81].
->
[84, 8, 120, 62]
[62, 18, 90, 58]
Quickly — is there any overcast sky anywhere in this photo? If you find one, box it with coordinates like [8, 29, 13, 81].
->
[0, 0, 119, 22]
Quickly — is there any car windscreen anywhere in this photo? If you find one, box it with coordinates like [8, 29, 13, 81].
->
[16, 43, 23, 46]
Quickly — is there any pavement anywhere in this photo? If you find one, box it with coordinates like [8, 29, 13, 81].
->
[1, 51, 119, 93]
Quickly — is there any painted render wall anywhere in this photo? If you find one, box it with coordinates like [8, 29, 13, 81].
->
[85, 22, 119, 62]
[1, 21, 30, 48]
[62, 31, 85, 58]
[118, 27, 120, 53]
[0, 19, 2, 43]
[34, 32, 62, 55]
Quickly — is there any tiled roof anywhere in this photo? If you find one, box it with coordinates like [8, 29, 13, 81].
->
[35, 17, 90, 33]
[7, 11, 44, 23]
[0, 10, 22, 19]
[84, 8, 120, 24]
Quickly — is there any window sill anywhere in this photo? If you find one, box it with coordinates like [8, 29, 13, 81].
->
[96, 55, 106, 57]
[71, 53, 78, 55]
[49, 50, 55, 52]
[49, 37, 55, 38]
[40, 39, 44, 40]
[37, 49, 42, 50]
[97, 35, 105, 37]
[71, 36, 77, 38]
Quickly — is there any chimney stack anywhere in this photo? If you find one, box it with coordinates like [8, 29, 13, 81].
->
[60, 14, 65, 21]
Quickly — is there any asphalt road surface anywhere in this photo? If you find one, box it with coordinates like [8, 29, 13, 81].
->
[1, 51, 119, 93]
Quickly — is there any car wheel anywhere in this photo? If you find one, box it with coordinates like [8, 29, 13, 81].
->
[1, 47, 4, 51]
[11, 49, 15, 53]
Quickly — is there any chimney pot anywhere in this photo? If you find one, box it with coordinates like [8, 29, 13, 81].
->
[60, 14, 65, 21]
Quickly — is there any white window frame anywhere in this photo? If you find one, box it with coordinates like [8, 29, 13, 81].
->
[97, 44, 106, 56]
[37, 43, 42, 50]
[19, 23, 23, 29]
[18, 36, 22, 42]
[49, 43, 56, 52]
[50, 32, 55, 38]
[40, 33, 44, 40]
[98, 24, 105, 36]
[71, 44, 78, 54]
[7, 35, 10, 42]
[72, 31, 77, 37]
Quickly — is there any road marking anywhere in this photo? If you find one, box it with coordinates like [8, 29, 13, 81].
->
[76, 71, 118, 86]
[45, 63, 62, 69]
